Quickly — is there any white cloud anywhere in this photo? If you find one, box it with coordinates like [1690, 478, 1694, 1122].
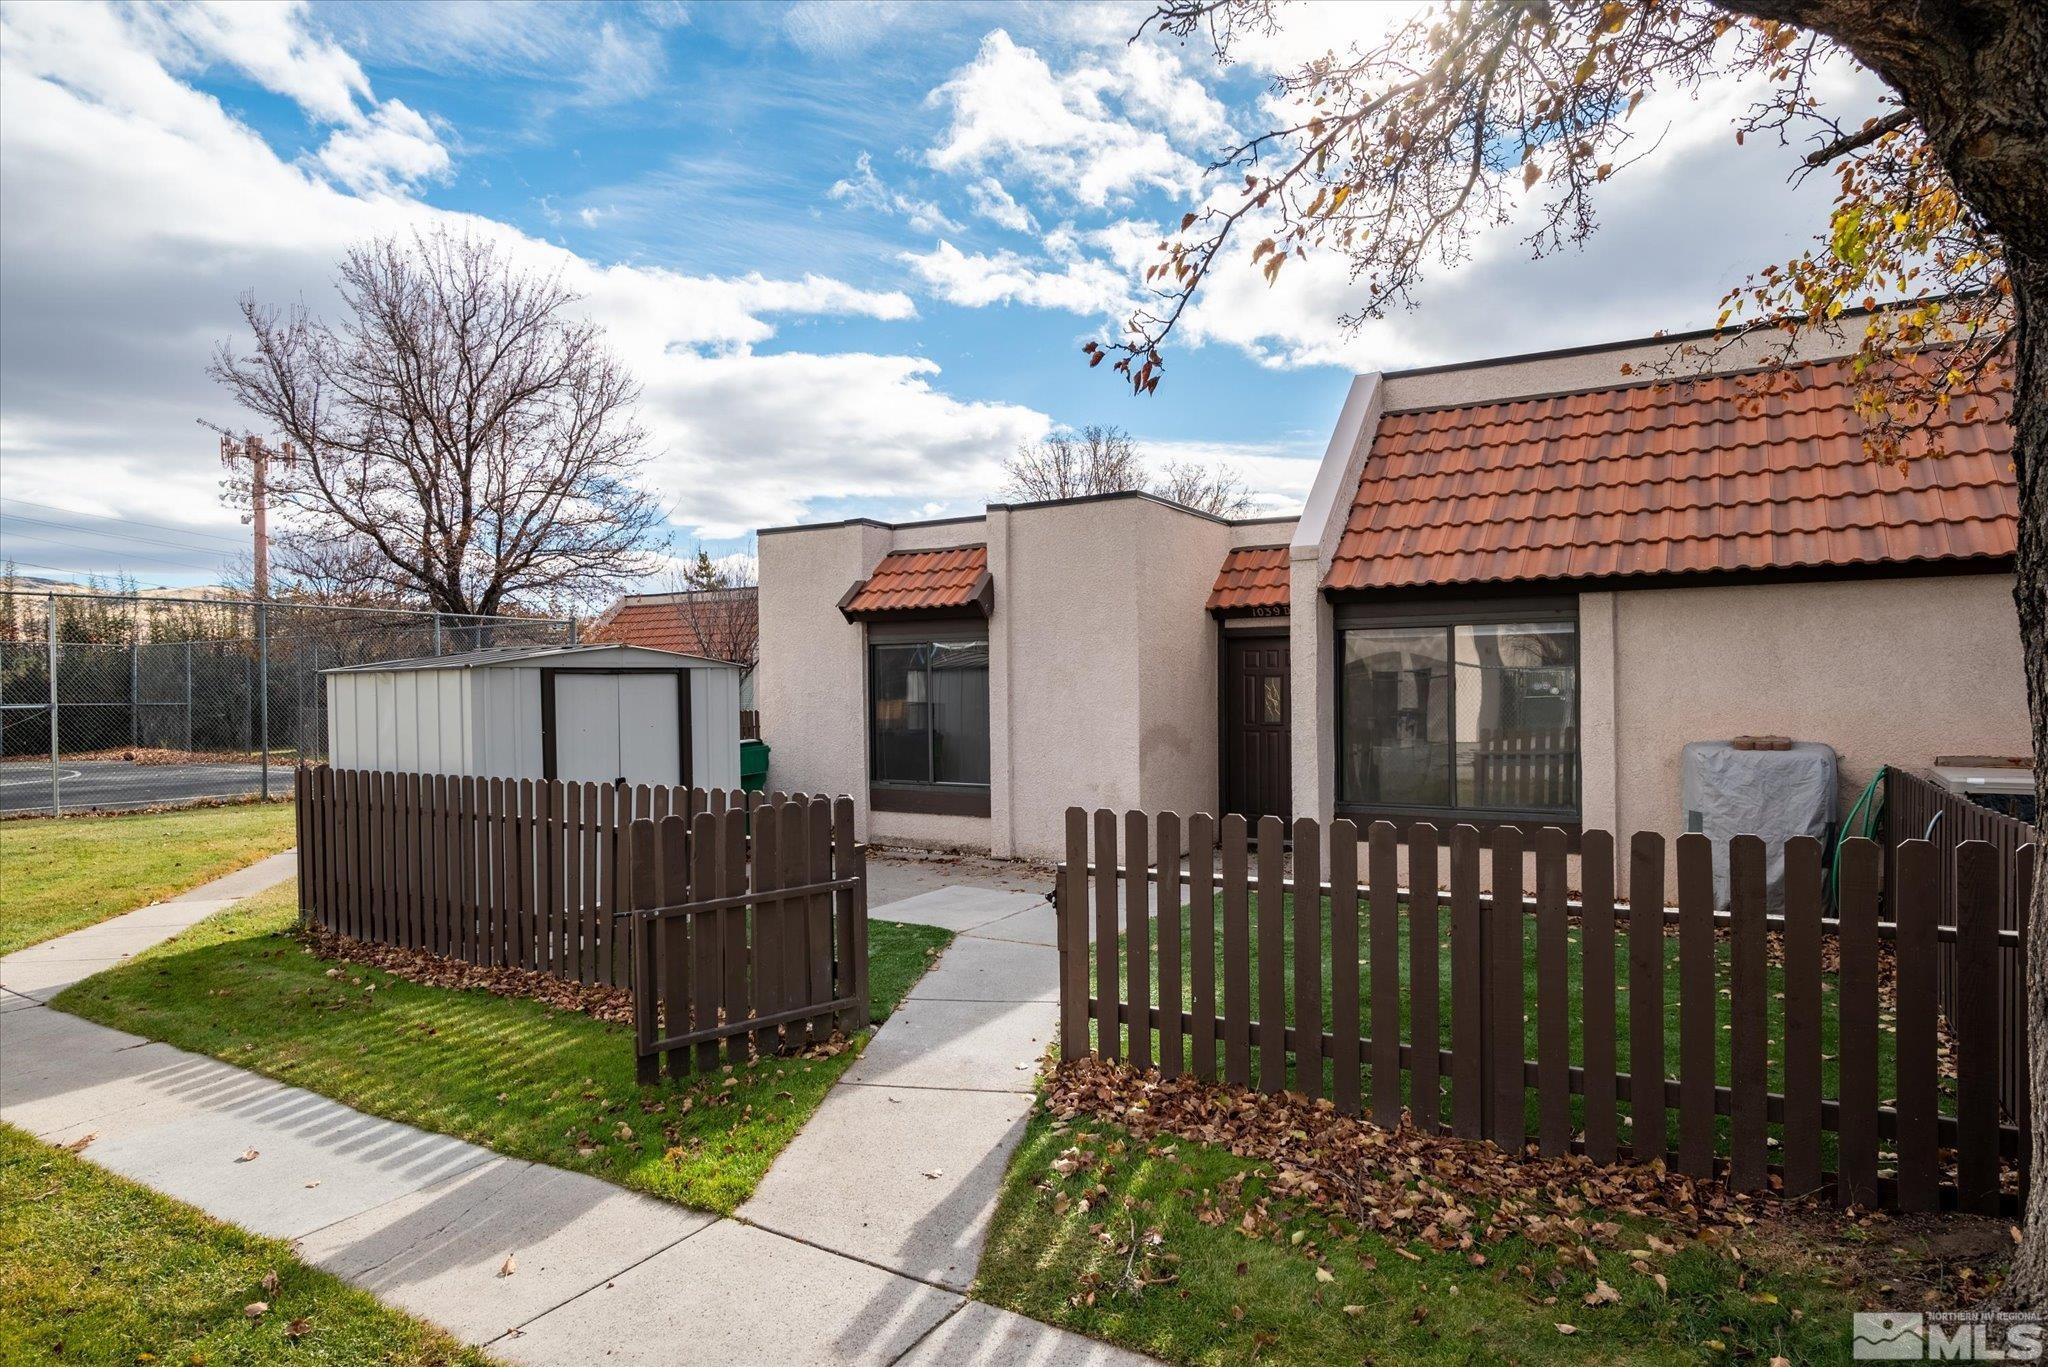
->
[0, 1, 1042, 552]
[569, 20, 666, 108]
[316, 99, 450, 195]
[966, 176, 1035, 232]
[910, 18, 1873, 378]
[140, 0, 371, 124]
[901, 240, 1131, 316]
[828, 152, 962, 236]
[126, 0, 452, 195]
[926, 29, 1227, 209]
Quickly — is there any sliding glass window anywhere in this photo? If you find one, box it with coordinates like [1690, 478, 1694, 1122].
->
[869, 637, 990, 790]
[1337, 610, 1579, 820]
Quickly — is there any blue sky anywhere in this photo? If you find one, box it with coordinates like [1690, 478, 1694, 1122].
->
[0, 1, 1861, 595]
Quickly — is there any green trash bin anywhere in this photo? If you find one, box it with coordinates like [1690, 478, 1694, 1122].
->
[740, 737, 769, 793]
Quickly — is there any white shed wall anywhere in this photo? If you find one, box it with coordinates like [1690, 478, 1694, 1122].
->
[325, 651, 742, 787]
[690, 665, 743, 788]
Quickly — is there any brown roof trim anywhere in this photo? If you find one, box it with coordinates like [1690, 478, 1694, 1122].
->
[1377, 300, 1907, 384]
[1321, 553, 2014, 604]
[1379, 353, 1892, 418]
[758, 512, 987, 537]
[986, 488, 1232, 523]
[760, 497, 1296, 537]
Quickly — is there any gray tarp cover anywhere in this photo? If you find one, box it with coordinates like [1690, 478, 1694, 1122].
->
[1680, 741, 1839, 911]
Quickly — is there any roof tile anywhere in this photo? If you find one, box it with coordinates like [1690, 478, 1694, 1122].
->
[1206, 544, 1291, 612]
[843, 545, 989, 615]
[1325, 357, 2014, 591]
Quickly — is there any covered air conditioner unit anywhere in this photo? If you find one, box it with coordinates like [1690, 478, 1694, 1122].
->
[1681, 740, 1839, 911]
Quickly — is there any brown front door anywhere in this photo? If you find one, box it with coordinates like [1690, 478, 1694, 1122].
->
[1223, 635, 1291, 824]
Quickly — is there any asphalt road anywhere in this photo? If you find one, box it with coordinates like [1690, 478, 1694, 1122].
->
[0, 758, 283, 815]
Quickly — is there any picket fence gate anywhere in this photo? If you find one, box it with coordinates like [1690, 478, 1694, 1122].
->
[619, 795, 867, 1083]
[294, 767, 868, 1080]
[1055, 809, 2030, 1216]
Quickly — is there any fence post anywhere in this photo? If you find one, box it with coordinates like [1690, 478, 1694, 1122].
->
[257, 601, 270, 800]
[46, 593, 59, 816]
[433, 612, 443, 657]
[183, 640, 193, 753]
[129, 637, 140, 750]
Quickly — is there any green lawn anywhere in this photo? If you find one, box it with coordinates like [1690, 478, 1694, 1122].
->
[55, 881, 953, 1215]
[977, 1095, 1870, 1366]
[0, 1122, 489, 1365]
[0, 802, 298, 955]
[1095, 894, 1910, 1161]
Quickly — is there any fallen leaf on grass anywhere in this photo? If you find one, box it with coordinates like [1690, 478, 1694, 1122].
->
[244, 1302, 269, 1319]
[1583, 1279, 1620, 1307]
[1555, 1323, 1577, 1335]
[1314, 1267, 1335, 1283]
[499, 1253, 517, 1277]
[260, 1270, 279, 1293]
[285, 1317, 311, 1341]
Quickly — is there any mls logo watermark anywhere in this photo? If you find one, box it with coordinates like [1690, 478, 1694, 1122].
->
[1854, 1311, 2045, 1360]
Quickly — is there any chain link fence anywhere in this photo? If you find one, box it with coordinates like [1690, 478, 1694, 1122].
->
[0, 591, 576, 816]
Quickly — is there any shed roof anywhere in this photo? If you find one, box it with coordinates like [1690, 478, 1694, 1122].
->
[1325, 356, 2015, 592]
[840, 545, 993, 618]
[322, 643, 724, 674]
[1207, 545, 1290, 613]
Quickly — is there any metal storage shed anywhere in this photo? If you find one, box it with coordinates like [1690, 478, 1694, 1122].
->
[323, 644, 742, 789]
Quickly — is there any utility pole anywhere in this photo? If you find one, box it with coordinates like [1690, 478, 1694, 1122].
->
[200, 424, 292, 599]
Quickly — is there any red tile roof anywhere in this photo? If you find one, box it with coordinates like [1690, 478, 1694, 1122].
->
[1326, 358, 2015, 592]
[1207, 545, 1290, 613]
[841, 545, 991, 616]
[586, 589, 756, 660]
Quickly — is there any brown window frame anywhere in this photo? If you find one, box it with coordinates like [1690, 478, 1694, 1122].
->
[1332, 595, 1581, 829]
[866, 617, 992, 818]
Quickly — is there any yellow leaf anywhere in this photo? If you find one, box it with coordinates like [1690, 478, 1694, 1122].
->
[1523, 161, 1541, 190]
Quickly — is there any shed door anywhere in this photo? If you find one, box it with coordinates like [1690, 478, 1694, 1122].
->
[618, 674, 682, 788]
[1223, 635, 1291, 825]
[553, 674, 624, 785]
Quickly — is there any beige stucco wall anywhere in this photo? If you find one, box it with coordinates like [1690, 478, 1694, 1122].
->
[756, 495, 1251, 862]
[997, 496, 1233, 858]
[1596, 571, 2028, 861]
[755, 520, 887, 819]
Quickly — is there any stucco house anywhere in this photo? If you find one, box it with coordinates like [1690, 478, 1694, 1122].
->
[755, 323, 2025, 873]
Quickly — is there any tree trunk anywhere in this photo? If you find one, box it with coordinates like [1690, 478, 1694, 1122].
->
[2005, 246, 2048, 1310]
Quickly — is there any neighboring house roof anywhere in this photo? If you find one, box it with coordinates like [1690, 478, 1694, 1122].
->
[586, 588, 757, 661]
[1207, 545, 1290, 613]
[840, 545, 993, 619]
[1326, 357, 2015, 592]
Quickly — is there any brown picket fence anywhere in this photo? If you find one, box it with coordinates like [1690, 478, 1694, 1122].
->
[293, 765, 787, 993]
[1056, 809, 2031, 1215]
[1884, 766, 2037, 1135]
[619, 795, 867, 1083]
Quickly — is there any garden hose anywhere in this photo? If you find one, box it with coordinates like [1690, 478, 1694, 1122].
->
[1827, 764, 1886, 913]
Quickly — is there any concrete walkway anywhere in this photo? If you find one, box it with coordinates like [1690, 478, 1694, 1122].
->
[1, 853, 1149, 1366]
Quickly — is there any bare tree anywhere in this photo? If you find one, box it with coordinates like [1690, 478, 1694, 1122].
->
[1103, 0, 2048, 1304]
[209, 229, 662, 616]
[1000, 425, 1146, 502]
[1002, 424, 1255, 514]
[1153, 459, 1256, 516]
[662, 551, 759, 674]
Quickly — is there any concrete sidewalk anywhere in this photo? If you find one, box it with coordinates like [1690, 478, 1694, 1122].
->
[741, 886, 1060, 1291]
[1, 852, 1149, 1365]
